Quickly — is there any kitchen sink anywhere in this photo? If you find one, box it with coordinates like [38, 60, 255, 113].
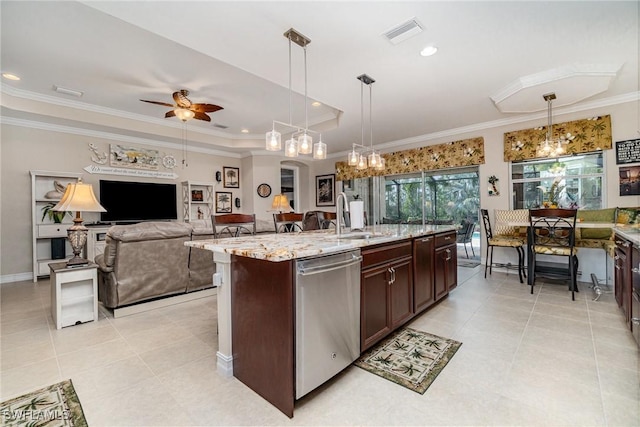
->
[336, 232, 384, 240]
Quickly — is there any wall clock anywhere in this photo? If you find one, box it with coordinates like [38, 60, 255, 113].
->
[162, 155, 176, 169]
[257, 183, 272, 198]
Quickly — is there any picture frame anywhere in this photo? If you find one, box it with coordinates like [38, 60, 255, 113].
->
[223, 166, 240, 188]
[619, 166, 640, 196]
[316, 174, 336, 206]
[191, 190, 203, 202]
[215, 191, 233, 213]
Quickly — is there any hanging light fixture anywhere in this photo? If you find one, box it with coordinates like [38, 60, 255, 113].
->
[347, 74, 384, 171]
[265, 28, 326, 159]
[537, 93, 575, 158]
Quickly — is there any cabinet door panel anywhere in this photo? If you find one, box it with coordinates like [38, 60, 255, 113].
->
[413, 237, 434, 313]
[434, 246, 450, 300]
[446, 244, 458, 291]
[390, 258, 413, 330]
[361, 264, 391, 351]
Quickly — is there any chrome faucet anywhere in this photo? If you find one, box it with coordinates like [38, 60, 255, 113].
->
[336, 192, 349, 236]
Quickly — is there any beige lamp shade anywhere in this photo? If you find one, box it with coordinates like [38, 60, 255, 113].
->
[271, 194, 291, 212]
[52, 181, 106, 213]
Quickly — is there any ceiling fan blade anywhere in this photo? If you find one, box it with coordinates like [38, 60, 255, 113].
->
[140, 99, 174, 107]
[173, 91, 192, 108]
[193, 112, 211, 122]
[192, 103, 224, 113]
[165, 110, 176, 119]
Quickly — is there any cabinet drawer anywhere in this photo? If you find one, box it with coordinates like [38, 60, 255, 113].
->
[362, 240, 412, 269]
[38, 224, 69, 238]
[435, 232, 456, 248]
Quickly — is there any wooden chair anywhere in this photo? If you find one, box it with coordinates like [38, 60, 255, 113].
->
[528, 208, 578, 300]
[211, 213, 256, 238]
[480, 209, 526, 283]
[273, 212, 304, 233]
[318, 211, 337, 229]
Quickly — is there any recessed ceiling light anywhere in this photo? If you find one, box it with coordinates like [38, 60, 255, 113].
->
[420, 46, 438, 57]
[241, 129, 249, 133]
[2, 73, 20, 81]
[312, 101, 322, 107]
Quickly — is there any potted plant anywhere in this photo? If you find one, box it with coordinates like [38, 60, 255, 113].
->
[41, 202, 71, 223]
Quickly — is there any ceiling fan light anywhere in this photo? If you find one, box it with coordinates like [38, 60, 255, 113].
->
[265, 130, 282, 151]
[285, 138, 299, 157]
[348, 148, 359, 166]
[175, 108, 194, 121]
[298, 133, 313, 154]
[313, 139, 327, 159]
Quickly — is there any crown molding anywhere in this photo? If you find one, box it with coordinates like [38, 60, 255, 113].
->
[0, 116, 242, 158]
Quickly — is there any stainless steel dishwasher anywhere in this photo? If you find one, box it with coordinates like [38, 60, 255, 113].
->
[295, 249, 362, 399]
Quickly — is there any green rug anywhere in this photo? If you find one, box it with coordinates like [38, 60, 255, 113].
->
[355, 327, 461, 394]
[0, 379, 88, 427]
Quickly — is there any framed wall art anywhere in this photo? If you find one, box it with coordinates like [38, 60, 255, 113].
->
[215, 191, 233, 213]
[316, 174, 335, 207]
[223, 167, 240, 188]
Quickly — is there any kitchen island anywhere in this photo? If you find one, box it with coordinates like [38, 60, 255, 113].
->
[185, 224, 458, 417]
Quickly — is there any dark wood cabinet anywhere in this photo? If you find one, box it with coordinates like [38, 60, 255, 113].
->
[614, 235, 631, 327]
[413, 236, 435, 313]
[434, 244, 457, 299]
[360, 240, 413, 351]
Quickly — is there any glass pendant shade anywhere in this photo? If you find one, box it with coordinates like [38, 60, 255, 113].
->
[348, 149, 359, 166]
[356, 154, 368, 170]
[375, 156, 385, 170]
[285, 138, 299, 157]
[174, 108, 195, 121]
[298, 133, 313, 154]
[368, 152, 381, 168]
[313, 140, 327, 159]
[265, 129, 282, 151]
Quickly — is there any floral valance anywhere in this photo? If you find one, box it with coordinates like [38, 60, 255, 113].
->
[335, 137, 485, 181]
[503, 115, 612, 162]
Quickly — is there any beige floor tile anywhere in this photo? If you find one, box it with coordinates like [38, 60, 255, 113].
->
[1, 340, 56, 371]
[138, 336, 215, 375]
[520, 324, 596, 359]
[0, 358, 61, 401]
[601, 391, 640, 427]
[50, 321, 121, 355]
[57, 337, 136, 376]
[123, 323, 195, 354]
[527, 311, 593, 340]
[1, 325, 52, 349]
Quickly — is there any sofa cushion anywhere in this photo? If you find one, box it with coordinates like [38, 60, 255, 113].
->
[108, 221, 193, 242]
[576, 208, 615, 239]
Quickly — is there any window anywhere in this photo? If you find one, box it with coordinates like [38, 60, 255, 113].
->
[511, 152, 604, 209]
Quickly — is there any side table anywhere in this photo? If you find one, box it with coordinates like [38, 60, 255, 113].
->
[49, 261, 98, 329]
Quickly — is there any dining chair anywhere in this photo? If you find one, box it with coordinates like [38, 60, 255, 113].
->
[528, 208, 578, 300]
[273, 212, 304, 233]
[318, 211, 337, 229]
[456, 220, 476, 259]
[480, 209, 526, 283]
[211, 213, 256, 238]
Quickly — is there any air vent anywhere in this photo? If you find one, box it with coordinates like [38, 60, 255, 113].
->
[383, 18, 423, 45]
[52, 85, 83, 97]
[212, 123, 228, 129]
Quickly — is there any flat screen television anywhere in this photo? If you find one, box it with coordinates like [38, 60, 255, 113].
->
[99, 180, 177, 223]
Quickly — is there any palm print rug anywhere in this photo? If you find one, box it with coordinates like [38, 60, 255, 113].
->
[355, 327, 462, 394]
[0, 379, 88, 427]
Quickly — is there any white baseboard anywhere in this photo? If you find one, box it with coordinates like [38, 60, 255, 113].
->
[104, 287, 217, 318]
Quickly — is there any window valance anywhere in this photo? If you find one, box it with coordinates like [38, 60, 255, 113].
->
[335, 137, 485, 181]
[503, 115, 612, 162]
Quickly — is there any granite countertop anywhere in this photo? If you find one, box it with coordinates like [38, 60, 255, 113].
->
[185, 224, 458, 262]
[614, 225, 640, 246]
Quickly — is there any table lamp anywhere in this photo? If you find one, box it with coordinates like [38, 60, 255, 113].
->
[271, 194, 291, 213]
[52, 179, 106, 266]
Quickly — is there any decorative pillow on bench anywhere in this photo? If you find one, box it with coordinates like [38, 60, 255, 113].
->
[576, 208, 616, 240]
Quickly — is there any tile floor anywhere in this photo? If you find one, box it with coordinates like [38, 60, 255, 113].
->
[1, 267, 638, 426]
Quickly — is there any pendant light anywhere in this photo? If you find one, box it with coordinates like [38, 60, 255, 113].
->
[347, 74, 384, 171]
[537, 93, 575, 158]
[265, 28, 326, 159]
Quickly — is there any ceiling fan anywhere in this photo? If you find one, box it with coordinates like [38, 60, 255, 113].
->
[140, 89, 223, 122]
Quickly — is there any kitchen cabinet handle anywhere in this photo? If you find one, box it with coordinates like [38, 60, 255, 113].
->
[445, 248, 452, 261]
[387, 267, 394, 285]
[444, 236, 451, 240]
[623, 242, 630, 248]
[390, 267, 396, 284]
[420, 237, 432, 242]
[633, 268, 640, 273]
[632, 317, 640, 325]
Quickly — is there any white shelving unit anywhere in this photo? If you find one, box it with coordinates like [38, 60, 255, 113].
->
[49, 261, 98, 329]
[182, 181, 215, 221]
[30, 170, 82, 282]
